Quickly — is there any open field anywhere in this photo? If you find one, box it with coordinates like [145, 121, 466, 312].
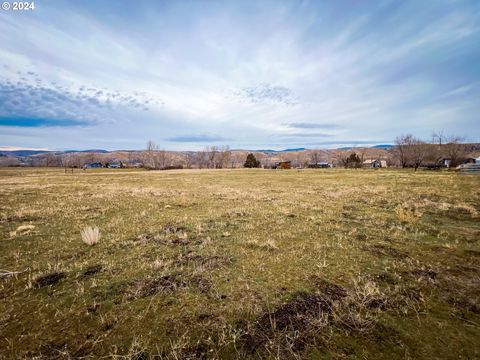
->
[1, 168, 479, 359]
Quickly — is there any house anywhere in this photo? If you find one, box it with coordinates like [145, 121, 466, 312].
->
[441, 157, 476, 168]
[363, 159, 381, 168]
[107, 161, 123, 169]
[308, 161, 332, 169]
[442, 158, 451, 168]
[274, 161, 291, 169]
[476, 157, 480, 165]
[83, 162, 103, 169]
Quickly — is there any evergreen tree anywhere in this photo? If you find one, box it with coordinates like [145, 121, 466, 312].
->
[244, 153, 260, 168]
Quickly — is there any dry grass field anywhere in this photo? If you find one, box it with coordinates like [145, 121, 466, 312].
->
[0, 168, 479, 359]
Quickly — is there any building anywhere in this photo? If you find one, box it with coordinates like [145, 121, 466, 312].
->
[308, 161, 332, 168]
[275, 161, 291, 169]
[107, 162, 124, 169]
[363, 159, 382, 168]
[83, 162, 103, 169]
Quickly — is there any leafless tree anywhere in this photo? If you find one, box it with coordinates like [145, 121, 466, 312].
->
[392, 134, 413, 168]
[218, 146, 231, 168]
[309, 150, 321, 164]
[204, 146, 219, 168]
[444, 136, 466, 168]
[195, 150, 208, 169]
[144, 140, 158, 169]
[392, 134, 426, 170]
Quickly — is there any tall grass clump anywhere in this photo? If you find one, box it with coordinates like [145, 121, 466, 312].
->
[81, 226, 101, 246]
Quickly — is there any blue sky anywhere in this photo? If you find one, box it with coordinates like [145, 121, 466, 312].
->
[0, 0, 479, 150]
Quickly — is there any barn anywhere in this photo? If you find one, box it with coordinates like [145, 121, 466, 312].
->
[275, 161, 292, 169]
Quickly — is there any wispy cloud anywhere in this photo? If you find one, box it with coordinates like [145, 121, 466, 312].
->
[284, 123, 341, 129]
[0, 0, 479, 149]
[166, 134, 230, 143]
[231, 84, 299, 106]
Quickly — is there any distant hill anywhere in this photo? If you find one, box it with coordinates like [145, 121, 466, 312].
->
[256, 148, 306, 153]
[0, 150, 51, 157]
[371, 144, 393, 149]
[337, 144, 393, 150]
[63, 149, 110, 153]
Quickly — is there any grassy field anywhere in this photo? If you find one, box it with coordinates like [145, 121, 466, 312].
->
[0, 168, 479, 359]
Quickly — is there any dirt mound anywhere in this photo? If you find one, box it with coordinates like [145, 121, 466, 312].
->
[83, 265, 102, 277]
[33, 272, 66, 288]
[411, 268, 437, 280]
[124, 275, 187, 300]
[136, 224, 192, 246]
[243, 292, 332, 352]
[244, 280, 348, 353]
[364, 244, 409, 259]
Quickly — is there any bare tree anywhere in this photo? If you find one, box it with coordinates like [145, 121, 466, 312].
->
[218, 146, 231, 169]
[204, 146, 219, 168]
[184, 152, 195, 169]
[444, 136, 466, 168]
[309, 150, 321, 165]
[410, 140, 427, 171]
[195, 150, 208, 169]
[144, 140, 158, 169]
[392, 134, 426, 170]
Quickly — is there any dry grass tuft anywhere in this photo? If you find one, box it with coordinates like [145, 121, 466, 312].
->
[9, 224, 35, 238]
[80, 226, 101, 246]
[395, 203, 423, 226]
[246, 238, 278, 251]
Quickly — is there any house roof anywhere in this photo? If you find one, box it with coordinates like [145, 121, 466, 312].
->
[363, 159, 378, 164]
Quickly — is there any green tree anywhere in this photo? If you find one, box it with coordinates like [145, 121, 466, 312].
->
[244, 153, 260, 168]
[342, 152, 362, 168]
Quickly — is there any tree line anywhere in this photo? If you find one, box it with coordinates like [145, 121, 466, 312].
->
[391, 132, 468, 171]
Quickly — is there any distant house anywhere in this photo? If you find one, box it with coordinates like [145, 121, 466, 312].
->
[275, 161, 291, 169]
[308, 161, 332, 169]
[442, 158, 451, 168]
[440, 157, 476, 168]
[463, 157, 477, 165]
[83, 162, 103, 169]
[363, 159, 382, 168]
[107, 161, 123, 169]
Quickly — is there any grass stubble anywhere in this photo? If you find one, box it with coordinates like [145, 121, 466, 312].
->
[0, 167, 479, 359]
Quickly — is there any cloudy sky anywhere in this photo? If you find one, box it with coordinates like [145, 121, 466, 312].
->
[0, 0, 479, 150]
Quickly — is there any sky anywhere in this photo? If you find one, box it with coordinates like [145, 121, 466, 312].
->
[0, 0, 479, 151]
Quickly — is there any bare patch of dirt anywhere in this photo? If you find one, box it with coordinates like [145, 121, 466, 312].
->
[243, 292, 332, 352]
[411, 268, 437, 281]
[371, 272, 399, 285]
[243, 280, 348, 353]
[446, 296, 480, 314]
[364, 244, 409, 259]
[310, 277, 347, 301]
[356, 233, 368, 241]
[33, 272, 66, 288]
[464, 249, 480, 257]
[124, 275, 187, 300]
[83, 265, 102, 277]
[190, 275, 212, 293]
[173, 254, 234, 270]
[135, 224, 194, 246]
